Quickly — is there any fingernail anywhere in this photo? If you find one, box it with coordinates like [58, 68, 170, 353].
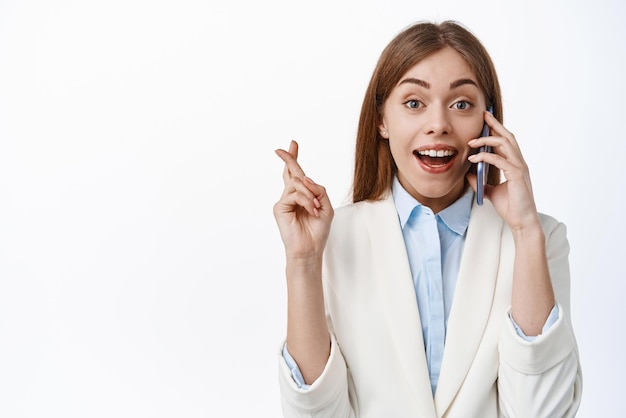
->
[313, 207, 320, 217]
[468, 154, 477, 161]
[313, 197, 321, 208]
[304, 176, 315, 184]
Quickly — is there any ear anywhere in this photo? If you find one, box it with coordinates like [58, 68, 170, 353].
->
[378, 123, 389, 139]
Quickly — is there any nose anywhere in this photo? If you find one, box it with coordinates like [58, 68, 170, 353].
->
[423, 106, 452, 136]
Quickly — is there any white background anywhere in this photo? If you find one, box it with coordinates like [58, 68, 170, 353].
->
[0, 0, 624, 416]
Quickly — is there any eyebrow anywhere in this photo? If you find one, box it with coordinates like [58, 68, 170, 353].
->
[449, 78, 478, 89]
[398, 77, 478, 90]
[398, 78, 430, 89]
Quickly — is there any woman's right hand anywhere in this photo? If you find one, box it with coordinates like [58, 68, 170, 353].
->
[273, 140, 334, 261]
[275, 141, 333, 384]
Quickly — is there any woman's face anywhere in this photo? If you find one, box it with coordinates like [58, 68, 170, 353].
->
[379, 47, 487, 213]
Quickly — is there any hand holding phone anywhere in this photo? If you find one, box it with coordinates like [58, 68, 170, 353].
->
[476, 106, 494, 206]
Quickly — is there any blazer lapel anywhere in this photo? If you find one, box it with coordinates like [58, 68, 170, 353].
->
[366, 195, 438, 416]
[434, 200, 504, 415]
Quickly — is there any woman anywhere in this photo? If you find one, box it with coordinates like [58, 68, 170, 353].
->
[273, 21, 582, 417]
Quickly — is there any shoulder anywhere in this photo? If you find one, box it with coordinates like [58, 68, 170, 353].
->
[537, 212, 563, 233]
[536, 213, 568, 248]
[472, 204, 568, 252]
[325, 194, 400, 256]
[332, 195, 396, 232]
[536, 212, 570, 258]
[478, 203, 565, 238]
[494, 210, 569, 257]
[333, 199, 381, 220]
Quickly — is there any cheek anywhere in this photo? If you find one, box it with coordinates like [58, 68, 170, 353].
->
[387, 138, 411, 170]
[387, 116, 420, 141]
[464, 118, 486, 140]
[387, 138, 403, 160]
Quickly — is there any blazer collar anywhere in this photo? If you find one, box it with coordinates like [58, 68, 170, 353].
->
[364, 194, 437, 416]
[434, 199, 504, 415]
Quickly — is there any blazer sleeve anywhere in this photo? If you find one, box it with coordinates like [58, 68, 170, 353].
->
[497, 219, 583, 418]
[278, 333, 356, 418]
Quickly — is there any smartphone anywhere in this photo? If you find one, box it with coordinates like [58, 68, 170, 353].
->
[476, 106, 494, 206]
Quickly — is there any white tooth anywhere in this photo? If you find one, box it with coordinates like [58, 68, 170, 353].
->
[418, 149, 455, 157]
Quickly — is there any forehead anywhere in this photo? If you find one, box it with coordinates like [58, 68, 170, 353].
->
[397, 47, 477, 87]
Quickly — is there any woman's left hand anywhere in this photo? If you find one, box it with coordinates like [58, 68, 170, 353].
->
[467, 111, 540, 232]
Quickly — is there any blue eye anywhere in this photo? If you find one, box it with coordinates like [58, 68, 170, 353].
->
[404, 100, 421, 109]
[453, 100, 471, 110]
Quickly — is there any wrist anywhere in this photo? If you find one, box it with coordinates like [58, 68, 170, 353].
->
[510, 216, 543, 241]
[285, 255, 323, 277]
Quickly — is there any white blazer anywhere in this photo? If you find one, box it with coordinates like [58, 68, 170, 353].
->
[278, 194, 582, 417]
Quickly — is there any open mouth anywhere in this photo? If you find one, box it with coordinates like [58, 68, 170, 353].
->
[414, 149, 457, 168]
